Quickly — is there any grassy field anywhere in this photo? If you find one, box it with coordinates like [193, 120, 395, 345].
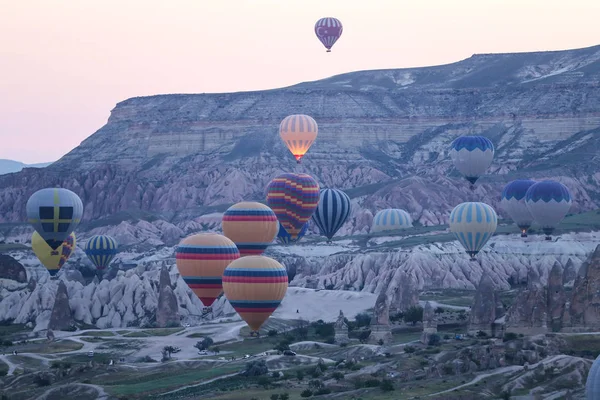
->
[0, 323, 30, 338]
[421, 289, 476, 307]
[103, 365, 241, 397]
[0, 243, 29, 252]
[80, 330, 115, 337]
[124, 328, 184, 337]
[0, 359, 8, 375]
[558, 334, 600, 358]
[9, 339, 83, 354]
[8, 354, 46, 369]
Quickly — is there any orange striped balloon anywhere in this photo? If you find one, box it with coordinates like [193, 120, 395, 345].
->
[222, 202, 279, 257]
[175, 233, 240, 307]
[222, 256, 288, 332]
[279, 114, 318, 163]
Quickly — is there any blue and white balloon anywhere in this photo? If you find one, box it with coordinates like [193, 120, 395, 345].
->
[371, 209, 413, 233]
[312, 188, 351, 242]
[525, 180, 572, 240]
[450, 136, 495, 188]
[449, 202, 497, 261]
[586, 353, 600, 399]
[500, 180, 536, 237]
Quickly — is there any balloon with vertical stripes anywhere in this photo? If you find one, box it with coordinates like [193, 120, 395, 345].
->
[312, 188, 351, 242]
[449, 202, 498, 261]
[450, 136, 495, 188]
[85, 235, 119, 270]
[371, 209, 413, 233]
[222, 255, 288, 333]
[175, 233, 240, 308]
[279, 114, 318, 163]
[26, 188, 84, 250]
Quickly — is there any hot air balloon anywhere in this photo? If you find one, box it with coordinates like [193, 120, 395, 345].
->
[31, 231, 75, 277]
[312, 188, 351, 243]
[449, 202, 497, 261]
[222, 255, 288, 336]
[266, 173, 320, 240]
[279, 115, 318, 163]
[500, 180, 537, 237]
[586, 352, 600, 399]
[27, 188, 83, 250]
[175, 233, 240, 311]
[277, 222, 309, 245]
[222, 202, 278, 257]
[450, 136, 495, 189]
[85, 235, 119, 270]
[371, 209, 413, 233]
[525, 180, 572, 241]
[315, 17, 343, 52]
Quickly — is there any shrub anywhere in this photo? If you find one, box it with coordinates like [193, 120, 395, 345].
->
[404, 345, 416, 353]
[428, 334, 441, 346]
[332, 371, 344, 381]
[268, 329, 278, 337]
[296, 370, 305, 381]
[300, 390, 313, 398]
[381, 379, 395, 391]
[315, 388, 331, 395]
[364, 378, 381, 387]
[503, 332, 518, 342]
[404, 306, 424, 325]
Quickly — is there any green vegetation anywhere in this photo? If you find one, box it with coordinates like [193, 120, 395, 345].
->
[80, 330, 115, 337]
[559, 334, 600, 358]
[124, 327, 184, 337]
[103, 365, 240, 397]
[0, 243, 29, 251]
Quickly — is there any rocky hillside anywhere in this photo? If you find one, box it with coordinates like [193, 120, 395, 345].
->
[0, 44, 599, 232]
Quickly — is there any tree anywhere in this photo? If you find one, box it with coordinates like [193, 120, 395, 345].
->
[268, 329, 278, 337]
[295, 319, 309, 339]
[331, 371, 344, 381]
[355, 313, 371, 328]
[279, 394, 290, 400]
[271, 394, 280, 400]
[296, 370, 305, 381]
[242, 359, 269, 377]
[309, 379, 324, 390]
[212, 346, 220, 354]
[381, 379, 395, 392]
[313, 321, 335, 338]
[428, 334, 441, 346]
[194, 337, 214, 351]
[357, 330, 371, 343]
[403, 306, 424, 325]
[162, 346, 176, 359]
[275, 339, 291, 352]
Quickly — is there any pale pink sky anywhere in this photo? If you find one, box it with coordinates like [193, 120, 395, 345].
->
[1, 0, 599, 163]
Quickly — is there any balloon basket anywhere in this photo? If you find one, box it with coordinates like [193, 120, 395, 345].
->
[249, 330, 260, 338]
[521, 232, 528, 238]
[326, 49, 331, 53]
[201, 307, 212, 316]
[545, 236, 552, 241]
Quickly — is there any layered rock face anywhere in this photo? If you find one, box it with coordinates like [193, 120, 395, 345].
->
[468, 274, 505, 336]
[0, 45, 599, 235]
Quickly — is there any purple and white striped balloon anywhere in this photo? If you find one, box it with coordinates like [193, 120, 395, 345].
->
[314, 17, 343, 52]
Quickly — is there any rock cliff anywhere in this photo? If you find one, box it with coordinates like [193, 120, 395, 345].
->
[0, 45, 599, 235]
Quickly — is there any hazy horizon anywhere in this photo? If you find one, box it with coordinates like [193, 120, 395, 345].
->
[2, 0, 600, 164]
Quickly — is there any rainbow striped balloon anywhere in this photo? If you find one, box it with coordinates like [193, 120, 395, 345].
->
[266, 173, 320, 241]
[222, 202, 279, 257]
[222, 256, 288, 332]
[175, 233, 240, 307]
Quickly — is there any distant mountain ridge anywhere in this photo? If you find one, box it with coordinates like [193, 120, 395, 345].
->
[0, 159, 53, 176]
[0, 43, 598, 230]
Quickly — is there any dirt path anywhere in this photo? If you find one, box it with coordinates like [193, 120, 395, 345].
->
[37, 383, 110, 400]
[0, 354, 17, 375]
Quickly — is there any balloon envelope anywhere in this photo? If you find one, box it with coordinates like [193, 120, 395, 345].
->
[222, 202, 278, 257]
[279, 115, 318, 163]
[266, 173, 320, 240]
[449, 202, 497, 260]
[26, 188, 84, 250]
[372, 209, 413, 233]
[175, 233, 240, 307]
[277, 222, 308, 245]
[312, 188, 351, 241]
[500, 180, 536, 236]
[525, 180, 572, 239]
[85, 235, 119, 270]
[586, 353, 600, 399]
[315, 17, 343, 52]
[32, 231, 76, 276]
[222, 255, 288, 332]
[450, 136, 494, 186]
